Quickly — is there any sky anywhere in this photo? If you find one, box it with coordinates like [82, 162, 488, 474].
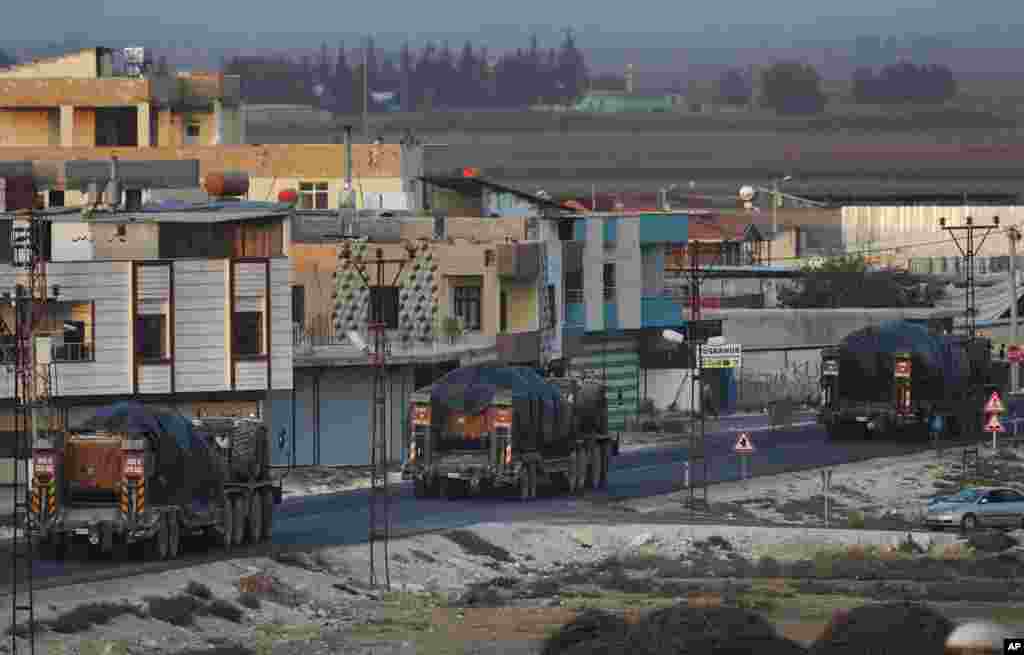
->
[3, 0, 1024, 51]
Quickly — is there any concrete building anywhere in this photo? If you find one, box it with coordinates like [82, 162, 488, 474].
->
[843, 205, 1022, 273]
[0, 200, 295, 478]
[0, 47, 244, 149]
[272, 213, 552, 467]
[0, 142, 409, 211]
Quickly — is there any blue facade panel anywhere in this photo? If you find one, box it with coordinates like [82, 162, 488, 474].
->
[603, 217, 619, 244]
[565, 302, 585, 328]
[639, 213, 689, 245]
[603, 302, 618, 330]
[641, 296, 683, 327]
[574, 218, 587, 241]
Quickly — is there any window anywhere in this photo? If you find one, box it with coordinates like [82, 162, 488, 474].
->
[47, 190, 64, 208]
[291, 286, 305, 329]
[135, 315, 167, 362]
[184, 121, 201, 145]
[546, 285, 557, 328]
[499, 291, 508, 333]
[369, 287, 399, 329]
[233, 311, 265, 358]
[452, 286, 482, 331]
[603, 263, 616, 300]
[299, 182, 329, 210]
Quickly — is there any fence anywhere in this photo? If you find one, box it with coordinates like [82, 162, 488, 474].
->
[734, 349, 824, 412]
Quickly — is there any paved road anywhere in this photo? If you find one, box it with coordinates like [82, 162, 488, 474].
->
[271, 414, 935, 549]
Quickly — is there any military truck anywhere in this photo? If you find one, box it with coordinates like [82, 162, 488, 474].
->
[402, 364, 615, 500]
[819, 321, 1007, 440]
[29, 402, 281, 559]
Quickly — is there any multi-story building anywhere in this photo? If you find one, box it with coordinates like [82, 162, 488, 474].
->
[0, 200, 294, 478]
[274, 213, 552, 466]
[0, 47, 244, 148]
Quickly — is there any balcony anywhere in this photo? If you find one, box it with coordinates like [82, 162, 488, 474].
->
[293, 324, 498, 367]
[497, 242, 543, 281]
[565, 289, 584, 328]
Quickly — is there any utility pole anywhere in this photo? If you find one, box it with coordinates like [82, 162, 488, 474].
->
[940, 215, 1001, 340]
[335, 240, 415, 591]
[1009, 225, 1021, 391]
[362, 36, 370, 143]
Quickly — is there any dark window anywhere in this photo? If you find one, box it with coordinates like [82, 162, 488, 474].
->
[124, 189, 143, 211]
[453, 286, 482, 331]
[95, 107, 138, 147]
[499, 291, 508, 333]
[603, 263, 616, 300]
[369, 286, 399, 329]
[135, 315, 167, 362]
[557, 219, 575, 241]
[291, 286, 305, 328]
[546, 285, 556, 328]
[299, 182, 329, 210]
[48, 190, 64, 208]
[233, 311, 264, 357]
[564, 270, 582, 292]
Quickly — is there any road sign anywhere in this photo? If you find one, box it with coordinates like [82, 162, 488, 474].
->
[894, 360, 912, 379]
[699, 343, 742, 369]
[985, 391, 1006, 415]
[734, 432, 755, 454]
[985, 414, 1005, 433]
[1010, 345, 1024, 363]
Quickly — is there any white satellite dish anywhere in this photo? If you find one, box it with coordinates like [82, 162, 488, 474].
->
[347, 330, 369, 351]
[738, 185, 756, 202]
[662, 329, 685, 344]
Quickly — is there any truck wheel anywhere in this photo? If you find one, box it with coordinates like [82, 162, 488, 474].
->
[147, 516, 169, 561]
[598, 443, 609, 489]
[529, 464, 539, 498]
[519, 464, 532, 501]
[590, 445, 601, 490]
[567, 450, 579, 493]
[414, 477, 428, 498]
[575, 448, 587, 494]
[166, 512, 181, 560]
[232, 495, 247, 546]
[260, 488, 274, 541]
[246, 492, 263, 545]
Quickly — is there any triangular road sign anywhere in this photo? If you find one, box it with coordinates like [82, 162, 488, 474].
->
[985, 414, 1005, 433]
[734, 432, 755, 454]
[984, 391, 1006, 415]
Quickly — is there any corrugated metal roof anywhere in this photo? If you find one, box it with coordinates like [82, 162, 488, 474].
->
[1, 201, 292, 224]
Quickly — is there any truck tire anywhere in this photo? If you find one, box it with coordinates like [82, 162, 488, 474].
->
[576, 448, 587, 493]
[166, 512, 181, 560]
[231, 495, 247, 546]
[590, 445, 601, 490]
[598, 443, 609, 489]
[529, 463, 539, 498]
[246, 492, 263, 545]
[260, 488, 274, 541]
[414, 476, 429, 498]
[519, 464, 532, 501]
[567, 450, 579, 494]
[147, 515, 170, 561]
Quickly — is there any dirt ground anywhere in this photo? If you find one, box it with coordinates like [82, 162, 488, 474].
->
[6, 444, 1024, 655]
[628, 441, 1024, 529]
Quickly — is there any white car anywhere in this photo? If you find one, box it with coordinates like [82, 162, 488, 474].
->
[924, 486, 1024, 532]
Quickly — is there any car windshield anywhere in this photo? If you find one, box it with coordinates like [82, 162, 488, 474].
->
[946, 489, 982, 503]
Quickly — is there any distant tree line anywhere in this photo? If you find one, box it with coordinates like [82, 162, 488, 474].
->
[222, 31, 589, 112]
[780, 255, 948, 308]
[852, 62, 957, 104]
[716, 59, 958, 116]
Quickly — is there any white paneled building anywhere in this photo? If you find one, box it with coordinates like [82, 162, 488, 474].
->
[0, 203, 294, 470]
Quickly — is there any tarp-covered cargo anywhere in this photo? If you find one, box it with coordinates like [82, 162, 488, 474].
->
[81, 402, 226, 508]
[837, 321, 982, 403]
[428, 365, 605, 452]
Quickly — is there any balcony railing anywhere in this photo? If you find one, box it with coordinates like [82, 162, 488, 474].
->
[293, 323, 497, 363]
[565, 289, 584, 304]
[52, 342, 94, 363]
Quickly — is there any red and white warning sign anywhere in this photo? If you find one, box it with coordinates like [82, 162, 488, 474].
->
[734, 432, 755, 454]
[984, 391, 1006, 415]
[985, 414, 1006, 433]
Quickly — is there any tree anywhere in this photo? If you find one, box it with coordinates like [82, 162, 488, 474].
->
[852, 61, 957, 105]
[759, 61, 826, 115]
[716, 68, 751, 106]
[780, 255, 947, 308]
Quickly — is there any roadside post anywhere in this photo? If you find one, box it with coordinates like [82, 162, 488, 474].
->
[734, 432, 754, 480]
[984, 391, 1006, 451]
[821, 469, 833, 528]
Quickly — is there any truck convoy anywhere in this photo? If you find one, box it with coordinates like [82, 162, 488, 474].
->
[818, 320, 1008, 440]
[29, 402, 280, 559]
[402, 364, 615, 500]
